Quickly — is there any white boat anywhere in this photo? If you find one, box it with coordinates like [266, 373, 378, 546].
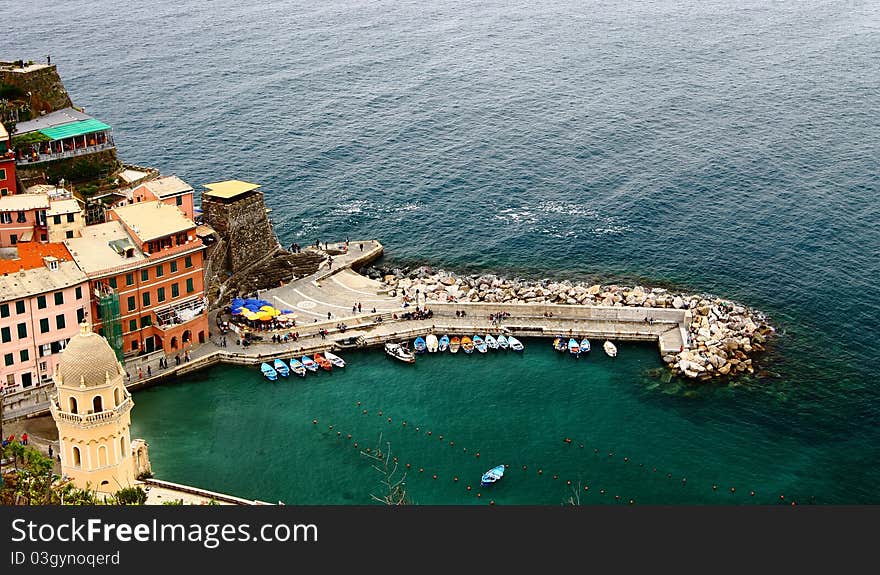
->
[485, 334, 498, 350]
[508, 336, 524, 352]
[288, 358, 307, 377]
[385, 342, 416, 364]
[603, 340, 618, 357]
[496, 335, 509, 350]
[323, 351, 346, 368]
[426, 334, 439, 353]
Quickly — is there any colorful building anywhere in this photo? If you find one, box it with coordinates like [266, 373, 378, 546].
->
[129, 175, 195, 220]
[0, 242, 89, 392]
[65, 201, 208, 359]
[0, 192, 48, 246]
[0, 122, 16, 196]
[12, 107, 114, 166]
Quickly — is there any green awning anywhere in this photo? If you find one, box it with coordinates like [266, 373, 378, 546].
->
[39, 119, 111, 141]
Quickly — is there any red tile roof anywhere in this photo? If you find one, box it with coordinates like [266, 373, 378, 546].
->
[0, 242, 74, 274]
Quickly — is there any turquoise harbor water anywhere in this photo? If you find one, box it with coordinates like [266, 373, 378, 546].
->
[5, 1, 879, 503]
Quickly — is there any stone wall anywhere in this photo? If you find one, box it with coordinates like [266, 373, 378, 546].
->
[0, 63, 73, 114]
[16, 148, 122, 187]
[202, 191, 281, 275]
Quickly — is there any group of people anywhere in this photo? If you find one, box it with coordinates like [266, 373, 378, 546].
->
[397, 308, 433, 321]
[271, 332, 298, 343]
[3, 433, 27, 447]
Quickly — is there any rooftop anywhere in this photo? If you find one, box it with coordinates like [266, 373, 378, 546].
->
[203, 180, 261, 200]
[0, 193, 50, 212]
[119, 168, 150, 184]
[0, 244, 87, 301]
[136, 175, 193, 199]
[47, 198, 81, 216]
[112, 201, 195, 243]
[40, 118, 111, 141]
[64, 221, 146, 275]
[0, 242, 73, 274]
[14, 107, 92, 135]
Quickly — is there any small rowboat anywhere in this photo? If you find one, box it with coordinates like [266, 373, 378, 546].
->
[273, 358, 290, 377]
[497, 335, 509, 350]
[485, 334, 498, 350]
[260, 362, 278, 381]
[449, 336, 460, 354]
[301, 356, 319, 372]
[438, 334, 450, 352]
[580, 338, 591, 354]
[481, 464, 505, 487]
[314, 353, 333, 371]
[603, 340, 618, 358]
[288, 358, 307, 377]
[553, 336, 567, 352]
[568, 338, 581, 357]
[323, 351, 345, 368]
[473, 335, 488, 353]
[385, 342, 416, 364]
[508, 336, 524, 352]
[426, 334, 439, 353]
[413, 336, 427, 354]
[461, 336, 475, 354]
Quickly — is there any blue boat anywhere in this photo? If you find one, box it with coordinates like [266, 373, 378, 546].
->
[580, 338, 591, 354]
[301, 356, 319, 372]
[497, 335, 509, 349]
[481, 464, 505, 487]
[438, 334, 450, 352]
[553, 336, 568, 352]
[273, 358, 290, 377]
[260, 362, 278, 381]
[508, 336, 524, 352]
[413, 336, 427, 354]
[473, 335, 488, 353]
[568, 338, 581, 357]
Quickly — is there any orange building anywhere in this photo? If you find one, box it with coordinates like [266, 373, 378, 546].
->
[65, 201, 208, 359]
[128, 175, 196, 220]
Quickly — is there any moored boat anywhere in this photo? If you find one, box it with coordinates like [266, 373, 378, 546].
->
[413, 336, 427, 354]
[449, 336, 460, 354]
[288, 358, 307, 377]
[260, 362, 278, 381]
[580, 338, 591, 354]
[473, 335, 488, 353]
[603, 340, 618, 358]
[568, 338, 580, 357]
[508, 336, 524, 352]
[461, 336, 475, 354]
[438, 334, 450, 352]
[323, 351, 346, 368]
[497, 335, 509, 349]
[314, 353, 333, 371]
[553, 336, 568, 352]
[485, 334, 498, 350]
[301, 356, 319, 372]
[480, 464, 506, 487]
[426, 334, 439, 353]
[273, 358, 290, 377]
[385, 342, 416, 364]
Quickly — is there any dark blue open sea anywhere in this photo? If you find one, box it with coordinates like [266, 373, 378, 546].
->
[5, 1, 879, 504]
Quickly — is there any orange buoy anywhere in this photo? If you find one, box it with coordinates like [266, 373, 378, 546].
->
[750, 491, 756, 497]
[790, 501, 796, 506]
[477, 493, 482, 498]
[454, 477, 459, 482]
[564, 438, 572, 444]
[365, 448, 371, 453]
[615, 495, 620, 500]
[566, 480, 572, 486]
[433, 475, 437, 480]
[475, 452, 480, 458]
[584, 486, 589, 491]
[406, 463, 411, 468]
[779, 495, 785, 500]
[730, 487, 736, 493]
[467, 486, 472, 491]
[490, 500, 495, 506]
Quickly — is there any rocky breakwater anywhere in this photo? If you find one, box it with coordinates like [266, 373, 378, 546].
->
[364, 264, 775, 381]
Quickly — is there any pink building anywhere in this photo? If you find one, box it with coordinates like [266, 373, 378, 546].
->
[0, 193, 48, 247]
[128, 176, 195, 220]
[0, 243, 89, 392]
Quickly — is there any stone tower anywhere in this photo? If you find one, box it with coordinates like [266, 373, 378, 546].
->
[49, 321, 136, 494]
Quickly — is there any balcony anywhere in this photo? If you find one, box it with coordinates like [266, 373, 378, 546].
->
[154, 296, 208, 330]
[50, 396, 133, 428]
[16, 141, 116, 166]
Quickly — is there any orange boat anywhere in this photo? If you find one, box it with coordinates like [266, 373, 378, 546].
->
[314, 353, 333, 371]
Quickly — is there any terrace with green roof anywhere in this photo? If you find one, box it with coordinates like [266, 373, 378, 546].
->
[12, 107, 115, 165]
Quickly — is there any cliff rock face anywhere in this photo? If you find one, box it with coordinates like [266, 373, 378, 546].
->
[0, 63, 73, 114]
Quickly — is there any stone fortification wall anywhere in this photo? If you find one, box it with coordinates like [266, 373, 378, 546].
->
[202, 191, 281, 275]
[0, 63, 73, 114]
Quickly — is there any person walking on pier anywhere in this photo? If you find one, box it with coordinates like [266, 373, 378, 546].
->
[147, 365, 152, 377]
[358, 302, 362, 313]
[175, 354, 181, 366]
[137, 366, 143, 380]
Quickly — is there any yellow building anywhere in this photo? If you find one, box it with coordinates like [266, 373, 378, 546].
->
[49, 321, 138, 494]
